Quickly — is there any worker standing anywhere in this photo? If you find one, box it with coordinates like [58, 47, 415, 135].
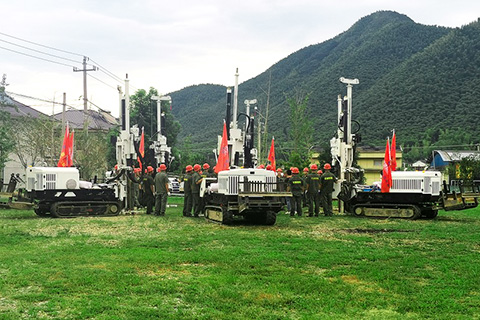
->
[320, 163, 337, 216]
[142, 166, 155, 215]
[133, 167, 142, 208]
[183, 165, 194, 217]
[191, 164, 204, 217]
[200, 163, 214, 213]
[154, 164, 169, 216]
[302, 167, 310, 208]
[317, 169, 323, 213]
[288, 167, 304, 217]
[306, 164, 321, 217]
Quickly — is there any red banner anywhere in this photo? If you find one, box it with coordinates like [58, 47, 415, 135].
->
[137, 128, 145, 170]
[215, 121, 230, 174]
[391, 130, 397, 171]
[57, 124, 73, 167]
[381, 138, 392, 193]
[268, 137, 276, 172]
[67, 130, 74, 167]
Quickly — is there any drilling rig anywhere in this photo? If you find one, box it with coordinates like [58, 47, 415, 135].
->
[201, 70, 291, 225]
[333, 77, 479, 219]
[25, 75, 173, 217]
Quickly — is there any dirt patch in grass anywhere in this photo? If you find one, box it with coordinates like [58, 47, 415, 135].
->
[341, 228, 415, 234]
[341, 275, 386, 294]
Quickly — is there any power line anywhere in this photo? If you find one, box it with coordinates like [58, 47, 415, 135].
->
[6, 90, 115, 116]
[6, 91, 78, 109]
[0, 31, 84, 57]
[88, 73, 118, 90]
[0, 45, 76, 68]
[0, 32, 140, 98]
[89, 58, 123, 83]
[0, 38, 82, 65]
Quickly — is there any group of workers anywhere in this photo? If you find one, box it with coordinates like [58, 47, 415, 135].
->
[182, 163, 216, 217]
[134, 161, 337, 218]
[281, 163, 337, 217]
[134, 164, 169, 216]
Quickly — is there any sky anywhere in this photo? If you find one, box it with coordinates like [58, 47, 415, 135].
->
[1, 0, 479, 117]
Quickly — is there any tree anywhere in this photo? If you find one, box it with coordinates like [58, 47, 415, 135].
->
[74, 129, 111, 180]
[285, 92, 314, 168]
[0, 111, 14, 172]
[0, 78, 15, 172]
[130, 87, 181, 150]
[10, 115, 59, 168]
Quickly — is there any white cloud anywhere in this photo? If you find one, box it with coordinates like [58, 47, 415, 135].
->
[1, 0, 479, 117]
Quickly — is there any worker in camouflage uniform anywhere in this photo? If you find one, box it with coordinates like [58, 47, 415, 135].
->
[288, 167, 304, 216]
[183, 165, 194, 217]
[302, 167, 310, 208]
[133, 167, 142, 208]
[200, 163, 215, 212]
[320, 163, 337, 216]
[141, 166, 155, 215]
[306, 164, 321, 217]
[154, 164, 169, 216]
[191, 164, 204, 217]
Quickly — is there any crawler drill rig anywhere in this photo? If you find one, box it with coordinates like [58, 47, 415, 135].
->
[202, 70, 291, 225]
[26, 76, 173, 217]
[333, 77, 479, 219]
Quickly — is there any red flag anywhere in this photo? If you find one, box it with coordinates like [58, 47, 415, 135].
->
[268, 137, 276, 172]
[57, 124, 70, 167]
[67, 130, 74, 167]
[390, 130, 397, 171]
[137, 127, 145, 170]
[381, 138, 392, 193]
[215, 121, 230, 174]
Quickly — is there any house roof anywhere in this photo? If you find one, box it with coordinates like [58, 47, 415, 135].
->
[433, 150, 480, 162]
[0, 92, 46, 118]
[53, 109, 118, 131]
[412, 160, 427, 167]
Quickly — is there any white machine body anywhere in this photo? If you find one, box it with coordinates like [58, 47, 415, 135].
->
[26, 167, 80, 191]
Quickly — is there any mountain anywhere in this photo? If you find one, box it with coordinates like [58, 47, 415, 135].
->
[169, 11, 479, 160]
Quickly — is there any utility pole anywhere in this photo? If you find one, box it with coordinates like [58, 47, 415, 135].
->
[62, 92, 66, 134]
[73, 56, 97, 128]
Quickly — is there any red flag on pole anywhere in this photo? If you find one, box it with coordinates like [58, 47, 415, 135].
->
[67, 130, 74, 167]
[57, 123, 70, 167]
[381, 138, 392, 193]
[137, 127, 145, 170]
[268, 137, 276, 172]
[390, 130, 397, 171]
[215, 121, 230, 174]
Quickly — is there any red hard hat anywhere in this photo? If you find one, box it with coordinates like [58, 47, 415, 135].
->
[276, 168, 283, 172]
[324, 163, 332, 170]
[303, 167, 309, 173]
[292, 167, 299, 174]
[134, 168, 141, 173]
[186, 165, 193, 172]
[266, 165, 272, 171]
[317, 170, 323, 175]
[147, 166, 154, 173]
[310, 164, 318, 170]
[203, 163, 210, 169]
[257, 164, 265, 169]
[159, 164, 167, 171]
[193, 164, 201, 171]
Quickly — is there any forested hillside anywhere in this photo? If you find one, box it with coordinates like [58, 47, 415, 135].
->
[169, 10, 480, 162]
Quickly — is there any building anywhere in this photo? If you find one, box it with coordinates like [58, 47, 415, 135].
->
[356, 146, 403, 185]
[0, 92, 118, 189]
[0, 92, 48, 190]
[52, 109, 117, 131]
[431, 150, 480, 170]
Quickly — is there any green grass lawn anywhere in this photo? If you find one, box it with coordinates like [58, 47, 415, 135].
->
[1, 198, 480, 319]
